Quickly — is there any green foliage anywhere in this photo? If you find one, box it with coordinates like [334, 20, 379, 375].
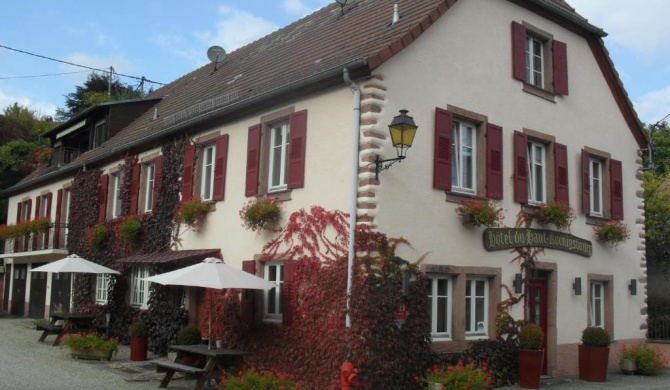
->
[518, 323, 543, 350]
[581, 327, 611, 347]
[175, 197, 211, 228]
[177, 325, 202, 345]
[128, 321, 147, 337]
[534, 201, 575, 230]
[465, 339, 519, 387]
[117, 216, 142, 245]
[619, 343, 667, 375]
[221, 368, 300, 390]
[239, 197, 282, 232]
[420, 360, 493, 389]
[455, 198, 504, 227]
[86, 223, 108, 251]
[644, 170, 670, 274]
[64, 333, 119, 355]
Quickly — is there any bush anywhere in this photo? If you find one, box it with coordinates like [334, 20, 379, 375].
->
[582, 326, 611, 347]
[176, 325, 202, 345]
[619, 344, 667, 375]
[220, 368, 300, 389]
[519, 323, 543, 350]
[420, 360, 493, 389]
[465, 339, 519, 387]
[128, 321, 147, 337]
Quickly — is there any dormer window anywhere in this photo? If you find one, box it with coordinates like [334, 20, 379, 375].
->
[91, 120, 107, 148]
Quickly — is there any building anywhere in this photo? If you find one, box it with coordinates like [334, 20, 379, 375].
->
[1, 0, 646, 377]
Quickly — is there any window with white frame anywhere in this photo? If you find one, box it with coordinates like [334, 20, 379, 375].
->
[268, 123, 290, 193]
[144, 163, 156, 212]
[451, 120, 476, 194]
[200, 145, 215, 201]
[527, 141, 546, 204]
[465, 278, 489, 338]
[590, 281, 605, 328]
[96, 274, 109, 304]
[526, 35, 544, 88]
[264, 262, 283, 321]
[428, 275, 452, 339]
[131, 267, 150, 307]
[589, 158, 603, 217]
[112, 173, 123, 218]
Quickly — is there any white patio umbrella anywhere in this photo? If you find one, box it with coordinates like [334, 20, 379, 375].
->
[30, 254, 120, 313]
[144, 257, 276, 348]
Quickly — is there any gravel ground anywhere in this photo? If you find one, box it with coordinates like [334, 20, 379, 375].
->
[0, 315, 204, 390]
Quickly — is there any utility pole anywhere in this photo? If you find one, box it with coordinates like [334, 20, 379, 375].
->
[108, 66, 114, 97]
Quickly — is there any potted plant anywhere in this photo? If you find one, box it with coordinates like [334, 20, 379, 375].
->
[518, 322, 544, 389]
[534, 201, 575, 230]
[175, 197, 212, 229]
[64, 333, 119, 361]
[455, 198, 504, 227]
[30, 217, 52, 234]
[579, 326, 611, 382]
[86, 222, 108, 251]
[593, 220, 630, 246]
[175, 325, 202, 365]
[239, 197, 282, 232]
[618, 343, 667, 375]
[419, 361, 493, 390]
[128, 321, 148, 361]
[220, 368, 301, 389]
[117, 216, 142, 246]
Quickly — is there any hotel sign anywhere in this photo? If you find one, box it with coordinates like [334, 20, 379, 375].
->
[483, 228, 592, 257]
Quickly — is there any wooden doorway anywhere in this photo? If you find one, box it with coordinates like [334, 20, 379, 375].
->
[10, 264, 27, 316]
[29, 263, 47, 318]
[50, 273, 71, 315]
[528, 277, 548, 374]
[2, 264, 10, 312]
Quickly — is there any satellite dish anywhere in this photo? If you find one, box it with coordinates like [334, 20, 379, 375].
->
[207, 46, 227, 63]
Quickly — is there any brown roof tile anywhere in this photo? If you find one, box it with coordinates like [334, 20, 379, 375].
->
[116, 249, 221, 265]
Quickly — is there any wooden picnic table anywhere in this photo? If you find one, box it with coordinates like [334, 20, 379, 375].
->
[36, 312, 97, 346]
[156, 344, 249, 390]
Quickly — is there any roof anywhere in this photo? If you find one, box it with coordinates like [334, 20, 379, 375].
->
[116, 249, 221, 265]
[4, 0, 644, 195]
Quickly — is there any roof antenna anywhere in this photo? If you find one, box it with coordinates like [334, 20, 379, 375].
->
[392, 4, 400, 24]
[336, 0, 354, 16]
[206, 46, 227, 72]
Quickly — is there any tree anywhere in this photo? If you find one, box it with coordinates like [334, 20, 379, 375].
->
[55, 72, 143, 121]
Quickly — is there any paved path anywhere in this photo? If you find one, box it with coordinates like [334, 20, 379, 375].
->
[1, 314, 669, 389]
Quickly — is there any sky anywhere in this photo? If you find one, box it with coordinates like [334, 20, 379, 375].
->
[0, 0, 668, 125]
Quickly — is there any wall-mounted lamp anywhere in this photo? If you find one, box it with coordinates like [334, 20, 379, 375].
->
[375, 109, 418, 179]
[513, 273, 523, 294]
[336, 0, 355, 16]
[629, 279, 637, 295]
[573, 277, 582, 295]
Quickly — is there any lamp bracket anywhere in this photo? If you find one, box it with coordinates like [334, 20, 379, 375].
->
[374, 154, 405, 179]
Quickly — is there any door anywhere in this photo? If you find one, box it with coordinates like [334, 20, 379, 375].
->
[10, 264, 27, 316]
[29, 263, 47, 318]
[2, 264, 10, 312]
[50, 273, 71, 315]
[528, 278, 548, 374]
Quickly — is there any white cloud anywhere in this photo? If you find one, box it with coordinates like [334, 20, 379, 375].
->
[200, 6, 280, 52]
[283, 0, 311, 15]
[0, 89, 57, 118]
[634, 86, 670, 125]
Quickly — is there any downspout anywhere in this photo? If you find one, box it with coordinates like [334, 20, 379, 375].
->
[343, 68, 360, 330]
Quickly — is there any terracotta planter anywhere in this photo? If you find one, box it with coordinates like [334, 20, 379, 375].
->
[70, 348, 114, 361]
[130, 336, 148, 361]
[519, 349, 544, 389]
[620, 358, 636, 375]
[578, 345, 610, 382]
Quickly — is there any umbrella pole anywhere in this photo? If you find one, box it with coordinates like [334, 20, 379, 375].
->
[208, 293, 212, 350]
[70, 272, 75, 314]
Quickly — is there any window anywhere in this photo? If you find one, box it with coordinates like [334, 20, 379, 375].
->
[131, 267, 150, 307]
[96, 274, 109, 304]
[526, 35, 544, 88]
[200, 145, 215, 200]
[451, 120, 476, 194]
[269, 123, 290, 193]
[590, 282, 605, 328]
[428, 275, 452, 339]
[589, 158, 603, 217]
[91, 120, 107, 148]
[144, 163, 156, 212]
[264, 262, 283, 321]
[465, 278, 488, 338]
[111, 173, 123, 218]
[527, 141, 547, 204]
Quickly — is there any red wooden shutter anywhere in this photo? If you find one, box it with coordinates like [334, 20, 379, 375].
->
[581, 149, 590, 214]
[153, 156, 164, 207]
[512, 22, 527, 81]
[182, 145, 195, 202]
[288, 110, 308, 189]
[130, 162, 141, 215]
[554, 143, 569, 203]
[513, 131, 528, 203]
[44, 192, 53, 247]
[552, 40, 569, 95]
[212, 134, 229, 201]
[54, 189, 63, 249]
[99, 174, 109, 222]
[433, 108, 452, 190]
[610, 159, 623, 220]
[245, 124, 262, 196]
[486, 123, 503, 200]
[241, 260, 257, 325]
[282, 261, 297, 326]
[32, 196, 41, 249]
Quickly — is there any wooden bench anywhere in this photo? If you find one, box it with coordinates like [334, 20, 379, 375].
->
[36, 323, 63, 343]
[156, 360, 207, 388]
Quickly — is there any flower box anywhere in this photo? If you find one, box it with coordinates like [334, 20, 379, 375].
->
[455, 198, 504, 228]
[594, 220, 630, 246]
[533, 202, 575, 230]
[239, 197, 282, 232]
[70, 348, 114, 361]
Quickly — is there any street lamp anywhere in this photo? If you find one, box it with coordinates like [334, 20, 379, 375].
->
[374, 109, 418, 179]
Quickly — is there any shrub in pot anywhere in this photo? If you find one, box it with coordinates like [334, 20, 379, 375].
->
[518, 322, 544, 389]
[175, 325, 202, 365]
[128, 321, 148, 361]
[579, 326, 612, 382]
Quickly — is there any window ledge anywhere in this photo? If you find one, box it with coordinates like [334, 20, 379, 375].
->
[522, 83, 556, 103]
[445, 192, 481, 204]
[586, 215, 610, 226]
[266, 190, 292, 202]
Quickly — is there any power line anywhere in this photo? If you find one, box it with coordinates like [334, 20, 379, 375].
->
[0, 44, 165, 86]
[0, 70, 92, 80]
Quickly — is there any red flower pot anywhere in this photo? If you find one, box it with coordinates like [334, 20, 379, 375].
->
[578, 345, 610, 382]
[130, 336, 148, 361]
[519, 349, 543, 389]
